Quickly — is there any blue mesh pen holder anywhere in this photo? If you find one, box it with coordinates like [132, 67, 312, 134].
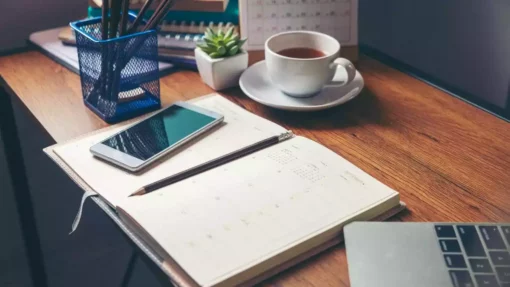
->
[71, 15, 160, 124]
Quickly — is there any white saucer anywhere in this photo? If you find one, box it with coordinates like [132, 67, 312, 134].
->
[239, 61, 364, 111]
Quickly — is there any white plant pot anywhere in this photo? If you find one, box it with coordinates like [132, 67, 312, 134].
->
[195, 48, 249, 91]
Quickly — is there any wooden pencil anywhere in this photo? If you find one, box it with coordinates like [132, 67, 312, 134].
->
[100, 0, 110, 104]
[129, 133, 292, 196]
[101, 0, 110, 40]
[109, 0, 121, 38]
[106, 0, 122, 102]
[153, 0, 176, 29]
[90, 0, 176, 101]
[144, 0, 173, 30]
[119, 0, 130, 36]
[147, 0, 176, 31]
[128, 0, 155, 34]
[111, 0, 130, 104]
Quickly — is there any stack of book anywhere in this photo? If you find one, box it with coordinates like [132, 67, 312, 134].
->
[58, 0, 239, 67]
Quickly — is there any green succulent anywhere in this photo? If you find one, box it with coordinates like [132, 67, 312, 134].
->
[197, 27, 247, 59]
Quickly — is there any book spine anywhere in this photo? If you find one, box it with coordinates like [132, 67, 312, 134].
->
[159, 21, 238, 35]
[157, 22, 239, 50]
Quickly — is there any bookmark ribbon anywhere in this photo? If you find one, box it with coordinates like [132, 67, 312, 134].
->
[69, 190, 98, 235]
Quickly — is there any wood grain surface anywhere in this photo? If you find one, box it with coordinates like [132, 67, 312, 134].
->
[1, 50, 509, 287]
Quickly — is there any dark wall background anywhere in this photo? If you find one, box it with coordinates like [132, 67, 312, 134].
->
[359, 0, 510, 113]
[0, 0, 87, 52]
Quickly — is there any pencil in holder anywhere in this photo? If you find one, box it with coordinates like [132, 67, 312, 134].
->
[71, 15, 161, 124]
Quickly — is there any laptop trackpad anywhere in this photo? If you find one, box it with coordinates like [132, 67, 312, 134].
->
[345, 222, 453, 287]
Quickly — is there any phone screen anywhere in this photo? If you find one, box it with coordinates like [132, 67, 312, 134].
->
[101, 105, 217, 160]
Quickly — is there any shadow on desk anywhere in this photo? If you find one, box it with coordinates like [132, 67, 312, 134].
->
[227, 87, 388, 132]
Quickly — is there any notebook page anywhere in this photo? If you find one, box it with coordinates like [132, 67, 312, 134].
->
[53, 95, 286, 207]
[119, 136, 399, 286]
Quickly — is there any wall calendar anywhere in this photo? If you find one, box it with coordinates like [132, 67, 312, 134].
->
[239, 0, 358, 50]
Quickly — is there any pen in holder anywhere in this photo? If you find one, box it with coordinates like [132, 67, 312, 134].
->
[71, 14, 161, 124]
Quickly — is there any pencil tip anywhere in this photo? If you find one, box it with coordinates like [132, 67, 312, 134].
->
[130, 188, 146, 197]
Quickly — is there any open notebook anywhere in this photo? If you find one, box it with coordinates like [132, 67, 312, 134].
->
[45, 94, 404, 287]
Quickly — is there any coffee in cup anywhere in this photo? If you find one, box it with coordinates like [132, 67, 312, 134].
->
[277, 48, 326, 59]
[265, 31, 356, 97]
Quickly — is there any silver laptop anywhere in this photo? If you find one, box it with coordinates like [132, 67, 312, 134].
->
[344, 222, 510, 287]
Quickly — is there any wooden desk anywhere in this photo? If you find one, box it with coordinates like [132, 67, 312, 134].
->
[1, 50, 509, 286]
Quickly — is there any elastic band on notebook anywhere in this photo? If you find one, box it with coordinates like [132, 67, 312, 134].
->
[69, 190, 98, 235]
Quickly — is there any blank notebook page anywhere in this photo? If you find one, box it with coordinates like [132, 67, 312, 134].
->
[53, 95, 287, 207]
[119, 136, 399, 286]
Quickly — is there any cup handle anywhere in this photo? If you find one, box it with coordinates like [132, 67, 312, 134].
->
[326, 58, 356, 87]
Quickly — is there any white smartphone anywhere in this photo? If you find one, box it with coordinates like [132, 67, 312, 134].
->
[90, 102, 224, 172]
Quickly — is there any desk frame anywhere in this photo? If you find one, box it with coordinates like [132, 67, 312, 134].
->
[1, 77, 48, 287]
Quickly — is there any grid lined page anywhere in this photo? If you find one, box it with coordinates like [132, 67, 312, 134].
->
[240, 0, 358, 50]
[53, 95, 287, 207]
[120, 136, 399, 286]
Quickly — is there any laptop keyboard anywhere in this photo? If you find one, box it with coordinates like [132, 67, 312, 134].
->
[435, 224, 510, 287]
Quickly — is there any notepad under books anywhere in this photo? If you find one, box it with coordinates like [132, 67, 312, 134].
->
[45, 94, 404, 287]
[30, 27, 175, 74]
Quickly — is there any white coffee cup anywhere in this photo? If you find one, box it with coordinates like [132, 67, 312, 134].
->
[265, 31, 356, 97]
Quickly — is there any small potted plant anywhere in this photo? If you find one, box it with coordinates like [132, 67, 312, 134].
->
[195, 27, 248, 91]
